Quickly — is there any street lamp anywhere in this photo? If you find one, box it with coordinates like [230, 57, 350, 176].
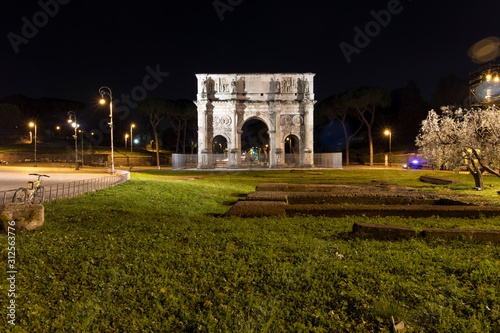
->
[125, 133, 129, 148]
[29, 122, 37, 167]
[99, 86, 114, 174]
[79, 129, 84, 166]
[90, 132, 94, 153]
[384, 129, 392, 167]
[130, 124, 135, 153]
[67, 111, 79, 170]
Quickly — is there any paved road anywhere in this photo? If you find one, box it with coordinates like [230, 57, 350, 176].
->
[0, 164, 114, 192]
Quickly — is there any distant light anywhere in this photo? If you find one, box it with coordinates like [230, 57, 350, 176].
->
[99, 99, 106, 104]
[486, 74, 492, 81]
[495, 76, 500, 82]
[384, 129, 390, 135]
[412, 159, 419, 164]
[133, 139, 139, 144]
[29, 122, 35, 127]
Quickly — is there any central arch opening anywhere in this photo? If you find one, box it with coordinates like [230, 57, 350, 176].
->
[240, 118, 269, 167]
[284, 134, 299, 167]
[212, 135, 228, 167]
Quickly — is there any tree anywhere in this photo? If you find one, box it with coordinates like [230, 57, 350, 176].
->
[0, 103, 23, 144]
[396, 81, 428, 144]
[430, 75, 469, 109]
[416, 106, 500, 188]
[316, 94, 363, 166]
[342, 87, 391, 166]
[137, 97, 168, 169]
[164, 99, 197, 154]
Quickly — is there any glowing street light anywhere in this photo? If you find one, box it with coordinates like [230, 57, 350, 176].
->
[130, 124, 135, 153]
[99, 86, 114, 174]
[29, 122, 37, 167]
[90, 132, 94, 152]
[125, 133, 129, 148]
[79, 129, 84, 166]
[67, 111, 79, 170]
[384, 129, 392, 167]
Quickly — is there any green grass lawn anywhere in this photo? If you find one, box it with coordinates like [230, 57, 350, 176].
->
[1, 169, 500, 332]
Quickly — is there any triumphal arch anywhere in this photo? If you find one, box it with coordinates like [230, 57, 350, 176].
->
[195, 73, 316, 169]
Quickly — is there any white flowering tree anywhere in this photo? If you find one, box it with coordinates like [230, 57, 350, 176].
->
[416, 106, 500, 189]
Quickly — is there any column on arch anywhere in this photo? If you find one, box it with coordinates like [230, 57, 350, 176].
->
[197, 102, 212, 169]
[227, 101, 240, 168]
[301, 100, 314, 168]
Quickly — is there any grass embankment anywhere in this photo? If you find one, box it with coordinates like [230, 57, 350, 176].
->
[1, 169, 500, 332]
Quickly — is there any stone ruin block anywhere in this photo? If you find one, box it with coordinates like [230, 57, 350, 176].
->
[224, 201, 286, 217]
[422, 228, 500, 243]
[0, 203, 44, 232]
[352, 222, 417, 241]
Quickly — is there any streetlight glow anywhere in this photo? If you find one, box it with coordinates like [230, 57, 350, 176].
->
[130, 123, 135, 153]
[384, 129, 392, 167]
[29, 122, 37, 167]
[67, 111, 79, 170]
[98, 86, 115, 174]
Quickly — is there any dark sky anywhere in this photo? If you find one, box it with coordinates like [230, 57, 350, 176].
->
[1, 0, 499, 106]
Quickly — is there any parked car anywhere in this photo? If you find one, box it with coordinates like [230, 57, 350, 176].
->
[403, 159, 423, 169]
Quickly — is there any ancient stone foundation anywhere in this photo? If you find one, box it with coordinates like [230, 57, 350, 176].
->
[225, 181, 500, 218]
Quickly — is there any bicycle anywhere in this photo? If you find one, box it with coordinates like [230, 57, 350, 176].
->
[12, 173, 50, 204]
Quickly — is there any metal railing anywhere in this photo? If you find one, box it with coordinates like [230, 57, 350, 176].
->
[1, 174, 125, 204]
[172, 153, 343, 169]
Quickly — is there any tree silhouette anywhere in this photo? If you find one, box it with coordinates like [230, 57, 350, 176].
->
[396, 81, 428, 145]
[165, 99, 197, 154]
[342, 87, 391, 166]
[430, 74, 468, 109]
[316, 94, 363, 166]
[137, 97, 168, 169]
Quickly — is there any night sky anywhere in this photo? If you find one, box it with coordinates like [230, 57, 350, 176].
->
[2, 0, 499, 107]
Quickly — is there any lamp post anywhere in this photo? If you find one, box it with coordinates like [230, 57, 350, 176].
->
[67, 111, 79, 170]
[384, 129, 392, 167]
[99, 86, 114, 174]
[125, 134, 129, 148]
[130, 124, 135, 153]
[79, 129, 84, 166]
[29, 122, 37, 167]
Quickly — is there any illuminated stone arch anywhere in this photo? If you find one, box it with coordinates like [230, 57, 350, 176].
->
[195, 73, 316, 169]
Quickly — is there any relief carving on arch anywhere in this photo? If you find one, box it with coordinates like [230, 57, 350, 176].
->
[213, 115, 232, 127]
[280, 115, 293, 127]
[292, 115, 303, 126]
